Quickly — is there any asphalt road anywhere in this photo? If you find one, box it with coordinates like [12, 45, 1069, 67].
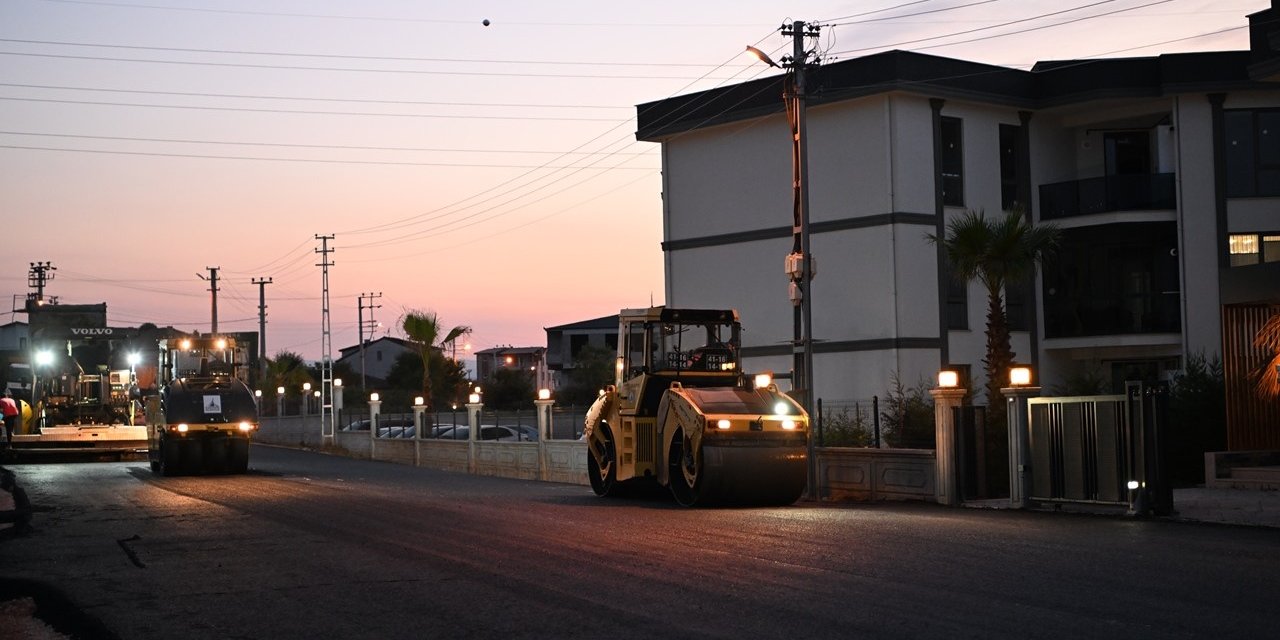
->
[2, 445, 1279, 639]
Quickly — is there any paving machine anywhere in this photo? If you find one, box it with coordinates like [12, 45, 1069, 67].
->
[146, 334, 258, 475]
[584, 307, 808, 506]
[10, 303, 149, 456]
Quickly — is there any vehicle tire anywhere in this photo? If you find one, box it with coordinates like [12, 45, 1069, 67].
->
[157, 434, 182, 477]
[587, 422, 618, 497]
[148, 459, 160, 474]
[203, 436, 230, 473]
[228, 438, 249, 474]
[178, 437, 203, 475]
[668, 428, 704, 507]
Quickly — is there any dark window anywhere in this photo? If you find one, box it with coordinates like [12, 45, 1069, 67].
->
[569, 334, 588, 357]
[946, 266, 968, 330]
[999, 124, 1021, 212]
[604, 332, 618, 350]
[1225, 108, 1280, 197]
[1042, 223, 1181, 338]
[1104, 131, 1151, 175]
[1006, 281, 1028, 331]
[941, 117, 964, 207]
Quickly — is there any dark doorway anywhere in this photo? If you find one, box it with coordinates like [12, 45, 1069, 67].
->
[1104, 131, 1151, 175]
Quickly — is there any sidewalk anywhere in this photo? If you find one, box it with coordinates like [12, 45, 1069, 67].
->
[1168, 486, 1280, 528]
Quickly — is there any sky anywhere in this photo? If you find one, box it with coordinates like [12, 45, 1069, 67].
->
[0, 0, 1267, 365]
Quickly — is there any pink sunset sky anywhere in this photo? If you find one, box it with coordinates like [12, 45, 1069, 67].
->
[0, 0, 1264, 363]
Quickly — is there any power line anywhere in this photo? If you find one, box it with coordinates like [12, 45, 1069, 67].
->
[0, 38, 753, 69]
[825, 0, 1003, 25]
[37, 0, 764, 27]
[0, 51, 744, 81]
[0, 82, 631, 110]
[0, 145, 657, 169]
[0, 130, 650, 156]
[0, 96, 626, 122]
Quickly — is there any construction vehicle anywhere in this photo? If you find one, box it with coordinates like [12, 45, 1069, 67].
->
[146, 334, 258, 475]
[584, 307, 808, 506]
[12, 302, 150, 456]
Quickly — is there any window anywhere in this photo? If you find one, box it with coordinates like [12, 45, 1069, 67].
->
[1225, 109, 1280, 197]
[569, 334, 588, 357]
[945, 266, 968, 330]
[999, 124, 1021, 212]
[1006, 282, 1028, 331]
[1228, 233, 1280, 266]
[376, 351, 383, 362]
[941, 117, 964, 207]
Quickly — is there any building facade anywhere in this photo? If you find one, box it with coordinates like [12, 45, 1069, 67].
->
[544, 315, 619, 390]
[636, 3, 1280, 418]
[474, 346, 549, 390]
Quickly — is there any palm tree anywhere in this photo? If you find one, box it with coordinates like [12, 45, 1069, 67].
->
[400, 309, 471, 410]
[1253, 310, 1280, 397]
[929, 209, 1059, 426]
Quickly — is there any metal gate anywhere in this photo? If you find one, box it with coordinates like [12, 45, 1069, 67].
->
[1025, 382, 1170, 512]
[954, 405, 1008, 500]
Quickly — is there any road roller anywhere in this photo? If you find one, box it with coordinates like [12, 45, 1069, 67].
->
[146, 334, 258, 475]
[584, 307, 808, 506]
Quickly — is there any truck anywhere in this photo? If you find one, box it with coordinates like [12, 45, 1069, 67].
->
[146, 334, 258, 475]
[584, 307, 809, 506]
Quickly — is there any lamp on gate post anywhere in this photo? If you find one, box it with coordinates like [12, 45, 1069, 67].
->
[747, 20, 821, 497]
[276, 386, 285, 417]
[302, 382, 312, 415]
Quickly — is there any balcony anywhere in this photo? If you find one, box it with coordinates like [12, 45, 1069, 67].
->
[1038, 173, 1175, 221]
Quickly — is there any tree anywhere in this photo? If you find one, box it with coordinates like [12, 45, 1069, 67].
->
[1252, 309, 1280, 398]
[558, 344, 616, 406]
[485, 367, 536, 411]
[400, 309, 470, 411]
[385, 351, 467, 409]
[261, 350, 312, 395]
[929, 209, 1059, 428]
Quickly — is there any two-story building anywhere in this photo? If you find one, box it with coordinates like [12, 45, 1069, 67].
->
[636, 3, 1280, 448]
[474, 346, 549, 390]
[544, 315, 619, 390]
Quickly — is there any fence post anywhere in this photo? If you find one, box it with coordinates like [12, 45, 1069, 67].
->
[930, 383, 967, 506]
[1001, 384, 1041, 509]
[368, 394, 381, 460]
[873, 395, 880, 448]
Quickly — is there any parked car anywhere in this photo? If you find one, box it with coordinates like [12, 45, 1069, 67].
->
[431, 424, 538, 442]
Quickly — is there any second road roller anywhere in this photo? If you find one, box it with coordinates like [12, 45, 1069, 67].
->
[584, 307, 808, 506]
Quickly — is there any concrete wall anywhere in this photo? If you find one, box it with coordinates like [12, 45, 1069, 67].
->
[257, 415, 936, 503]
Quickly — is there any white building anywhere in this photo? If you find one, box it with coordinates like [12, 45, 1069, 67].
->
[636, 3, 1280, 409]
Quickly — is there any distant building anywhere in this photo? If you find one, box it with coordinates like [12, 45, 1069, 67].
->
[0, 321, 29, 352]
[336, 336, 416, 388]
[544, 315, 619, 389]
[474, 346, 549, 389]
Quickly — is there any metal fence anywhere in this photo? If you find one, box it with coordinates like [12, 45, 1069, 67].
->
[331, 404, 591, 441]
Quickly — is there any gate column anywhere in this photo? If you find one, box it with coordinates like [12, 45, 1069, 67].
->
[1002, 372, 1040, 509]
[930, 372, 966, 506]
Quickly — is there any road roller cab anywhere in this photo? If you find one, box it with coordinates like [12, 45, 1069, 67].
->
[585, 307, 809, 506]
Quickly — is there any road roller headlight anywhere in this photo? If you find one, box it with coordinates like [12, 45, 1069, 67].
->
[176, 423, 189, 433]
[754, 373, 772, 389]
[773, 401, 790, 415]
[238, 421, 253, 432]
[716, 419, 732, 430]
[781, 419, 798, 431]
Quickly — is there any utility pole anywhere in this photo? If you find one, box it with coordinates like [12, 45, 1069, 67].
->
[25, 261, 57, 308]
[316, 235, 335, 445]
[754, 20, 820, 498]
[357, 292, 382, 390]
[198, 267, 220, 334]
[252, 277, 272, 381]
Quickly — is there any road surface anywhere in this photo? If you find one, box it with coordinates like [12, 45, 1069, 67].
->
[2, 445, 1278, 639]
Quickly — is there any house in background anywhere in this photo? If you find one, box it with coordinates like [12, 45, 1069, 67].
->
[544, 315, 619, 390]
[336, 336, 416, 388]
[636, 2, 1280, 449]
[474, 346, 549, 390]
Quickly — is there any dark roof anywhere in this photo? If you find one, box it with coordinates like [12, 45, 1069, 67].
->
[544, 314, 619, 332]
[636, 48, 1269, 140]
[337, 335, 415, 358]
[474, 346, 544, 356]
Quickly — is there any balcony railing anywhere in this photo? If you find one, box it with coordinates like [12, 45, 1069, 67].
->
[1039, 173, 1175, 220]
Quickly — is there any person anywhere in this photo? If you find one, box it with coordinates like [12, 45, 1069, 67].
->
[1, 389, 18, 448]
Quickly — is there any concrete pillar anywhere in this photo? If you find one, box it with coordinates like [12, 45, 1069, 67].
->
[466, 400, 483, 442]
[535, 397, 554, 441]
[412, 403, 426, 467]
[1002, 385, 1041, 509]
[368, 396, 381, 458]
[930, 387, 967, 506]
[275, 389, 285, 418]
